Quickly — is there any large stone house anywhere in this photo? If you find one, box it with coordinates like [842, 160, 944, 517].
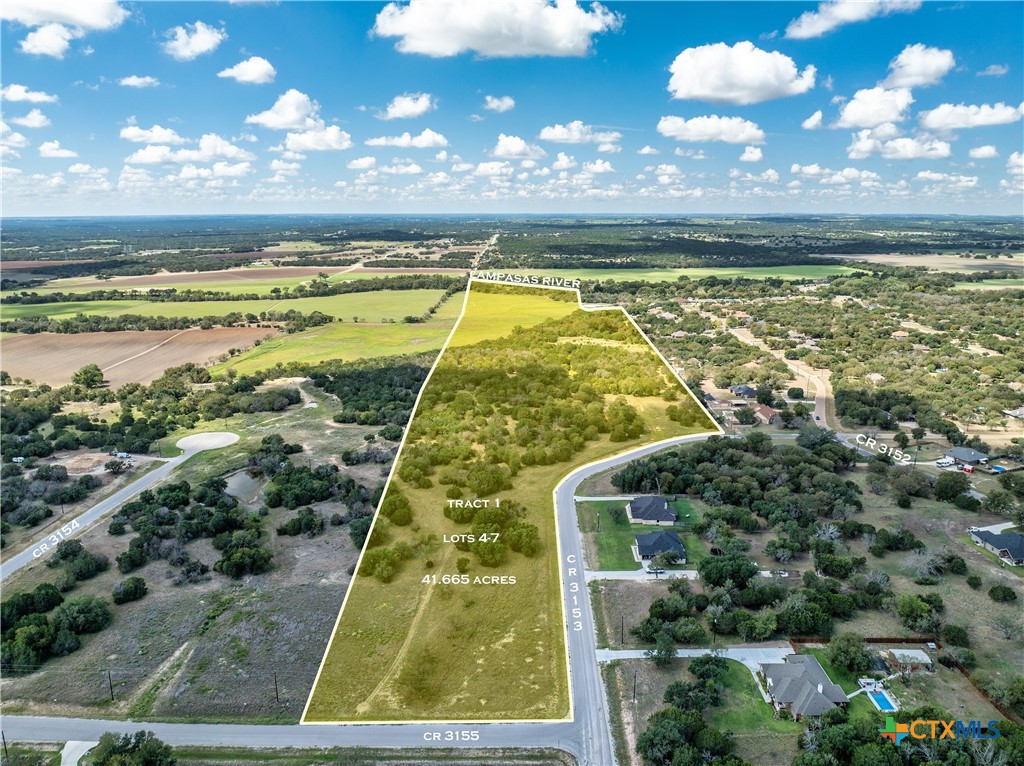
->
[760, 655, 848, 720]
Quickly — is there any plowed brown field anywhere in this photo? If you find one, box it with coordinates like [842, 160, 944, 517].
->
[1, 327, 276, 387]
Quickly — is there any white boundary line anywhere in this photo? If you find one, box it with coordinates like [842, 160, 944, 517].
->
[301, 275, 722, 725]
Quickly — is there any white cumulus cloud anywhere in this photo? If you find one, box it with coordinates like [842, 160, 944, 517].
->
[667, 41, 815, 105]
[120, 75, 159, 88]
[801, 110, 824, 130]
[492, 133, 546, 159]
[39, 140, 77, 158]
[380, 162, 423, 175]
[657, 115, 765, 144]
[484, 95, 516, 112]
[637, 145, 659, 155]
[1007, 152, 1023, 177]
[739, 146, 763, 162]
[162, 21, 226, 61]
[919, 102, 1023, 131]
[10, 108, 50, 128]
[372, 0, 622, 58]
[846, 128, 950, 159]
[245, 89, 319, 130]
[2, 0, 129, 59]
[977, 64, 1008, 77]
[283, 126, 353, 153]
[120, 124, 186, 144]
[125, 134, 255, 164]
[20, 23, 75, 58]
[1, 84, 58, 103]
[538, 120, 621, 147]
[881, 44, 955, 88]
[218, 56, 276, 84]
[582, 159, 614, 173]
[785, 1, 920, 39]
[836, 87, 913, 128]
[968, 145, 998, 159]
[347, 156, 377, 170]
[365, 129, 449, 148]
[379, 92, 436, 120]
[552, 152, 577, 170]
[474, 161, 513, 176]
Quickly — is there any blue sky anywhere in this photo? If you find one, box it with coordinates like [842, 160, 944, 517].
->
[1, 0, 1022, 215]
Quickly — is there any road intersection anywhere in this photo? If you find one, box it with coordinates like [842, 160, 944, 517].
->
[3, 433, 719, 765]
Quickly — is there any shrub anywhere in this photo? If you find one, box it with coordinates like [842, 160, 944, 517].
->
[989, 585, 1018, 603]
[941, 623, 970, 648]
[112, 577, 148, 605]
[966, 574, 982, 589]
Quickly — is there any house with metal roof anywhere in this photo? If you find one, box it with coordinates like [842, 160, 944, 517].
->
[760, 655, 848, 720]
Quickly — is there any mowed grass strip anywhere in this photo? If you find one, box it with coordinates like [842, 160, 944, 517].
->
[304, 283, 717, 723]
[2, 289, 446, 321]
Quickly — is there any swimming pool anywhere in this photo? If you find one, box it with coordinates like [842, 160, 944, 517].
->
[869, 689, 898, 712]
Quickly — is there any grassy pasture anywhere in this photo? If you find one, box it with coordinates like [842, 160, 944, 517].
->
[304, 283, 717, 723]
[210, 294, 463, 375]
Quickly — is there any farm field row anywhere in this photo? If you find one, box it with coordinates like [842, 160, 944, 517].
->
[820, 252, 1023, 273]
[210, 295, 464, 376]
[2, 289, 447, 321]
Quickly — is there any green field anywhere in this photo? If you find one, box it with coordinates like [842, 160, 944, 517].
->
[1, 289, 446, 322]
[577, 499, 702, 570]
[3, 269, 457, 297]
[304, 282, 718, 723]
[953, 279, 1024, 291]
[804, 648, 861, 694]
[499, 265, 863, 283]
[210, 294, 463, 375]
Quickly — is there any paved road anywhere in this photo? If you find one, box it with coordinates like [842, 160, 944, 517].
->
[3, 432, 719, 764]
[552, 432, 722, 766]
[0, 433, 239, 581]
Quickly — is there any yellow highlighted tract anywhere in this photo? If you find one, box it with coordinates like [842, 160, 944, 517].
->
[303, 280, 716, 723]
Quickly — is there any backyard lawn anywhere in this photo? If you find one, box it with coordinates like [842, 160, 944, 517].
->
[803, 648, 862, 694]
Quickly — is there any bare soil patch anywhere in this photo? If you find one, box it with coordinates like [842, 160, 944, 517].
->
[1, 327, 276, 387]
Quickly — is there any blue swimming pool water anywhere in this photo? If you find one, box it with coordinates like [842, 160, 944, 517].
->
[870, 690, 896, 711]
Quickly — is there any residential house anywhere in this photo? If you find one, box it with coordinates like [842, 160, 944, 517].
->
[635, 530, 686, 562]
[944, 447, 989, 466]
[970, 530, 1024, 566]
[1002, 405, 1024, 419]
[891, 331, 910, 340]
[865, 373, 886, 385]
[729, 384, 757, 398]
[753, 404, 779, 425]
[626, 496, 677, 525]
[760, 655, 848, 720]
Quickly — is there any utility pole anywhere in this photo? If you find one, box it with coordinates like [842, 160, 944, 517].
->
[274, 672, 280, 703]
[621, 613, 625, 645]
[107, 669, 114, 701]
[2, 730, 9, 760]
[632, 670, 637, 702]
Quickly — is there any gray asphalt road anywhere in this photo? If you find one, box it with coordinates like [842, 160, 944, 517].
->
[1, 433, 239, 581]
[3, 432, 718, 765]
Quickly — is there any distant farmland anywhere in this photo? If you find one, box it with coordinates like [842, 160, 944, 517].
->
[2, 289, 448, 322]
[1, 327, 275, 387]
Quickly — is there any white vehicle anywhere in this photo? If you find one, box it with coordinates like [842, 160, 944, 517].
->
[936, 457, 955, 467]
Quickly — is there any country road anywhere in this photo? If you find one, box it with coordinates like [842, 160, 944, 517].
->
[0, 433, 239, 581]
[3, 431, 721, 766]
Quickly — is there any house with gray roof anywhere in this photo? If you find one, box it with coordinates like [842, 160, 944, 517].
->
[944, 447, 989, 465]
[626, 496, 677, 525]
[760, 655, 848, 720]
[970, 530, 1024, 566]
[635, 530, 686, 562]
